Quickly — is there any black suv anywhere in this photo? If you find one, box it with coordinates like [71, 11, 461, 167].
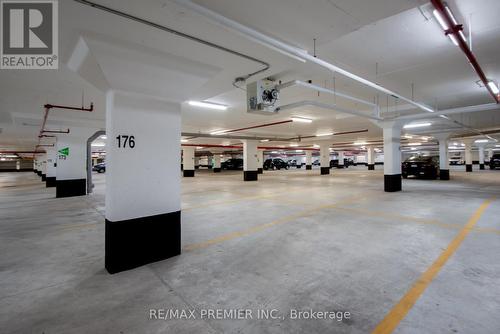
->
[490, 154, 500, 169]
[221, 158, 243, 170]
[263, 158, 289, 170]
[402, 156, 439, 179]
[92, 163, 105, 173]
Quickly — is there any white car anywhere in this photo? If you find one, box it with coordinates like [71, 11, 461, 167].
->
[449, 156, 464, 165]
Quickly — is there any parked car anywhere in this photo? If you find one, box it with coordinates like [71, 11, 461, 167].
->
[490, 154, 500, 169]
[312, 159, 320, 166]
[221, 158, 243, 170]
[288, 159, 302, 168]
[449, 156, 464, 165]
[330, 158, 354, 168]
[93, 163, 106, 173]
[264, 158, 289, 170]
[402, 156, 440, 179]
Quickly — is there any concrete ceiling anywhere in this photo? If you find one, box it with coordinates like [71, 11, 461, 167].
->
[1, 0, 499, 153]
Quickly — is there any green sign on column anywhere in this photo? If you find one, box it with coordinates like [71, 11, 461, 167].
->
[58, 147, 69, 156]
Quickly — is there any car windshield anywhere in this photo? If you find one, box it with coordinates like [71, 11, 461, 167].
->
[493, 154, 500, 159]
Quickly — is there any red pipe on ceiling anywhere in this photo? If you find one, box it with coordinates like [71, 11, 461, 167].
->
[430, 0, 499, 103]
[181, 143, 319, 150]
[42, 129, 70, 134]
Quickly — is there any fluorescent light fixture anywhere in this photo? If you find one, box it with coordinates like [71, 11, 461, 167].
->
[316, 132, 334, 137]
[188, 101, 228, 111]
[496, 144, 500, 147]
[210, 130, 228, 135]
[100, 135, 107, 139]
[487, 81, 499, 94]
[260, 139, 270, 142]
[403, 122, 431, 129]
[196, 146, 203, 149]
[408, 142, 422, 146]
[410, 147, 417, 150]
[448, 146, 459, 149]
[475, 139, 489, 143]
[91, 143, 105, 147]
[313, 144, 320, 148]
[433, 9, 448, 30]
[181, 139, 188, 143]
[291, 117, 313, 123]
[0, 157, 5, 161]
[353, 141, 367, 146]
[460, 143, 465, 147]
[403, 134, 413, 139]
[289, 143, 299, 147]
[271, 151, 278, 154]
[295, 150, 303, 153]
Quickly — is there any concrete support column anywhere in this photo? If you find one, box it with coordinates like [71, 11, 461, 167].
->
[243, 140, 258, 181]
[434, 133, 450, 180]
[105, 91, 181, 274]
[367, 146, 375, 170]
[194, 157, 200, 169]
[320, 143, 330, 175]
[487, 148, 493, 162]
[305, 150, 312, 170]
[33, 159, 37, 174]
[16, 160, 20, 171]
[35, 158, 42, 176]
[182, 146, 195, 177]
[464, 141, 473, 172]
[257, 150, 264, 174]
[40, 154, 47, 181]
[213, 154, 221, 173]
[46, 148, 57, 187]
[478, 146, 485, 170]
[382, 121, 403, 192]
[55, 130, 90, 198]
[337, 151, 345, 168]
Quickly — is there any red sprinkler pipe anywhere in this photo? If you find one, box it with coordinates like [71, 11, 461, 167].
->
[0, 151, 45, 154]
[43, 103, 94, 112]
[42, 129, 70, 134]
[219, 120, 293, 134]
[430, 0, 499, 103]
[181, 143, 319, 150]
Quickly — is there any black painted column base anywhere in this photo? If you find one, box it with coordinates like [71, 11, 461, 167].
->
[207, 165, 212, 169]
[56, 179, 87, 198]
[480, 164, 485, 170]
[46, 177, 56, 187]
[384, 174, 402, 192]
[257, 168, 263, 174]
[33, 170, 38, 174]
[183, 170, 194, 177]
[337, 165, 345, 169]
[368, 164, 375, 170]
[195, 166, 199, 169]
[466, 164, 473, 172]
[321, 167, 330, 175]
[105, 211, 181, 274]
[37, 171, 42, 177]
[41, 174, 46, 181]
[306, 165, 312, 170]
[213, 168, 221, 173]
[440, 169, 450, 180]
[244, 170, 258, 181]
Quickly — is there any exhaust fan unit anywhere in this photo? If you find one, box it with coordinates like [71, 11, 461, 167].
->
[247, 79, 279, 115]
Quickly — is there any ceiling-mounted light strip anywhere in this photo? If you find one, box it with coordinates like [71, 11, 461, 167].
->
[403, 122, 432, 129]
[487, 81, 499, 94]
[316, 132, 334, 137]
[210, 130, 228, 135]
[188, 101, 228, 110]
[291, 117, 313, 123]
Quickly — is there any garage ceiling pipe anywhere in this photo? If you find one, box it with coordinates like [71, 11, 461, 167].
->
[174, 0, 435, 113]
[430, 0, 499, 103]
[182, 143, 319, 151]
[394, 103, 500, 121]
[73, 0, 270, 87]
[277, 100, 383, 121]
[277, 80, 377, 108]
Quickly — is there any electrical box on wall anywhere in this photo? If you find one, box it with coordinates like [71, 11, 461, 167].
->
[247, 79, 279, 115]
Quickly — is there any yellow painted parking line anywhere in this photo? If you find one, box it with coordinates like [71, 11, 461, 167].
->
[183, 194, 368, 251]
[371, 198, 494, 334]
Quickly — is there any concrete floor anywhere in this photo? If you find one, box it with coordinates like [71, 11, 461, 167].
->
[1, 166, 499, 334]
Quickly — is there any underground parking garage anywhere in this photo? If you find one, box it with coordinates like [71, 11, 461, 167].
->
[1, 0, 500, 333]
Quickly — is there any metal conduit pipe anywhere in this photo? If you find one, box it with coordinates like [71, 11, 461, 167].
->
[394, 103, 500, 121]
[277, 80, 377, 108]
[73, 0, 270, 86]
[277, 100, 383, 121]
[174, 0, 434, 113]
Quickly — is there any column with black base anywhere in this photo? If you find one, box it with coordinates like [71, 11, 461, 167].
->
[382, 121, 402, 192]
[305, 150, 312, 170]
[55, 129, 91, 198]
[243, 140, 258, 181]
[40, 154, 47, 181]
[464, 140, 473, 172]
[46, 148, 57, 187]
[337, 151, 345, 168]
[320, 143, 330, 175]
[105, 91, 181, 274]
[478, 145, 485, 170]
[182, 147, 195, 177]
[257, 149, 264, 174]
[436, 133, 450, 180]
[213, 154, 221, 173]
[367, 146, 375, 170]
